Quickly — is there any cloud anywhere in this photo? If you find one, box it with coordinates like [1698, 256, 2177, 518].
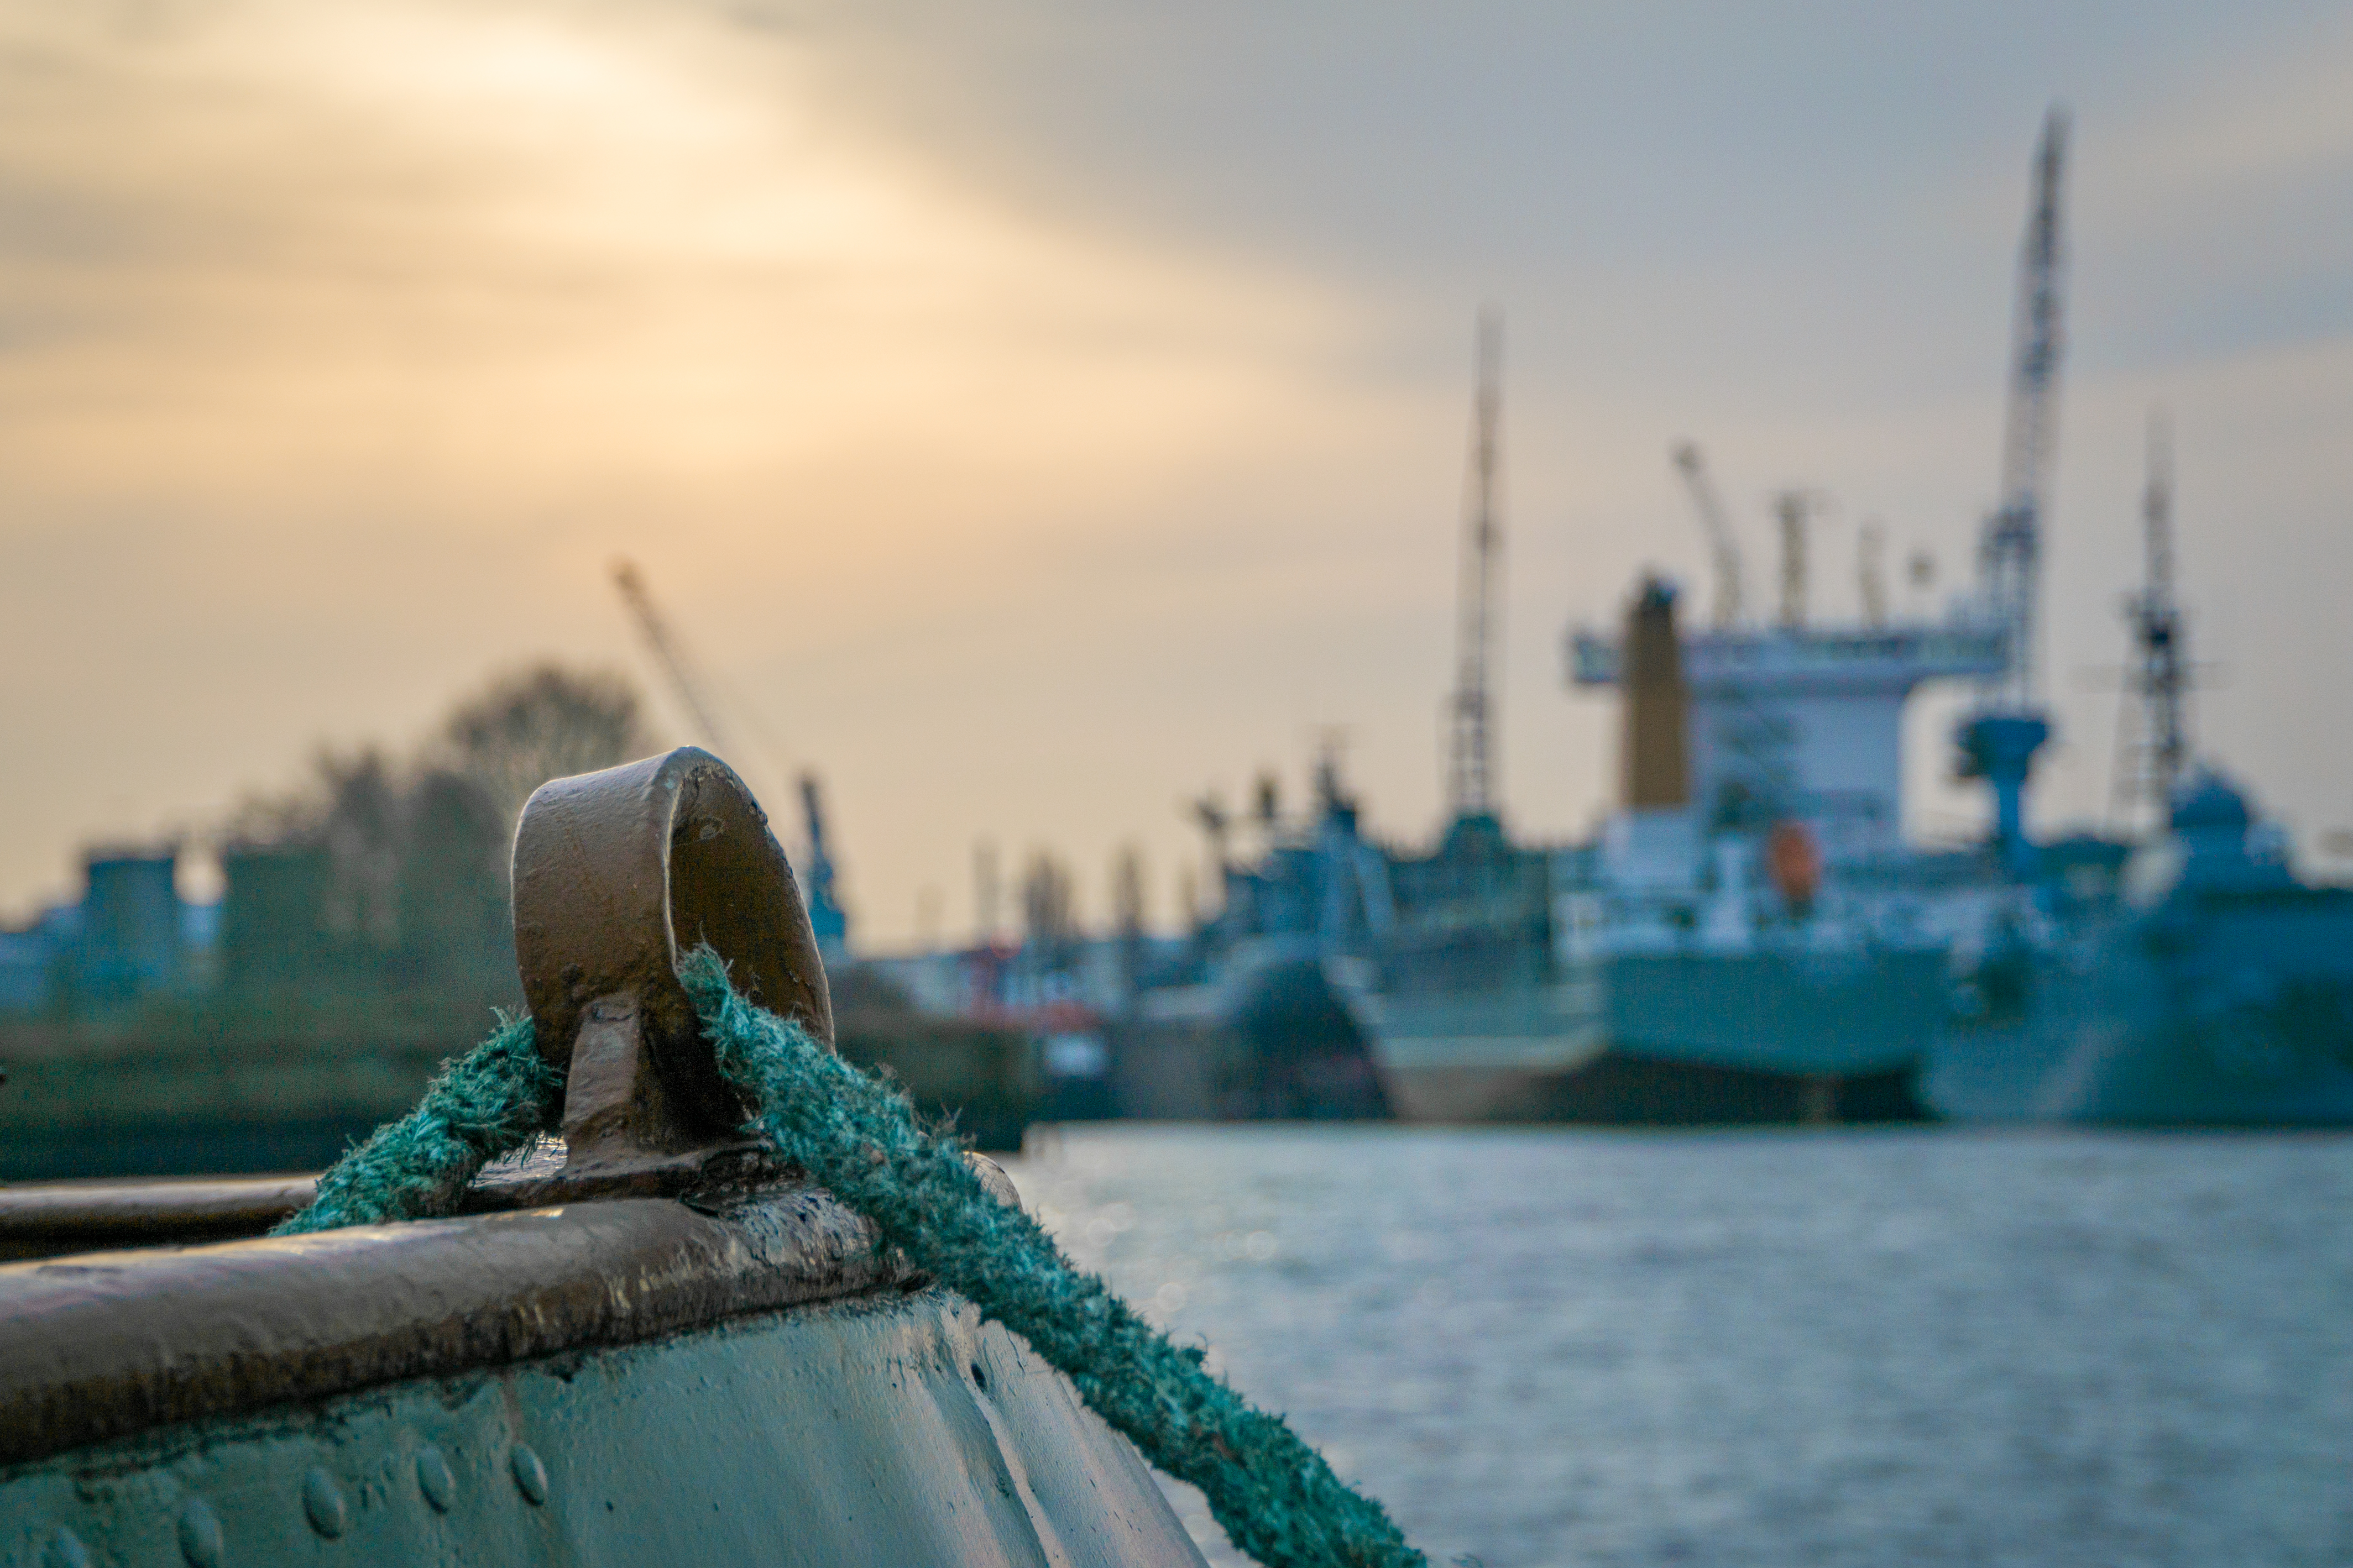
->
[3, 0, 2350, 934]
[0, 0, 1363, 515]
[0, 0, 1396, 922]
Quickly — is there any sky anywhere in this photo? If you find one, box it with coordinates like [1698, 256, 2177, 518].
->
[2, 1, 2349, 945]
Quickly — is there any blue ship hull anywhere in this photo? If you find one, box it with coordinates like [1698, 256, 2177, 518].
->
[1605, 947, 1949, 1079]
[1926, 881, 2353, 1127]
[1334, 943, 1944, 1124]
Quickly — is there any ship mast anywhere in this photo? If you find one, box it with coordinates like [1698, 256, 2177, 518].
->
[1447, 310, 1504, 821]
[2111, 407, 2190, 826]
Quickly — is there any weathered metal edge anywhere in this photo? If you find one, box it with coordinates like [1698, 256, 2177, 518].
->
[0, 1176, 319, 1258]
[0, 1185, 906, 1470]
[0, 1146, 768, 1262]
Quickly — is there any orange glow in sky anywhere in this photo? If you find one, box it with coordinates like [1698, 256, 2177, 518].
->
[5, 1, 2351, 940]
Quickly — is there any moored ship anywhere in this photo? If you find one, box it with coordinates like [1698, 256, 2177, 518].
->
[1330, 118, 2083, 1125]
[1921, 406, 2353, 1126]
[1330, 575, 2007, 1124]
[1925, 771, 2353, 1125]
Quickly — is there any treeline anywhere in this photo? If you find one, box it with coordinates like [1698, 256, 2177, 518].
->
[212, 665, 652, 1003]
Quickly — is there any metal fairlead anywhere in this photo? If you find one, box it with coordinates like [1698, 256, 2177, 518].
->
[514, 746, 834, 1182]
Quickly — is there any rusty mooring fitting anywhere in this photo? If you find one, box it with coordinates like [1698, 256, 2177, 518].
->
[512, 747, 834, 1179]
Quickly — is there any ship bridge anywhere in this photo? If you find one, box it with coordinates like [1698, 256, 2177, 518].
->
[1570, 618, 2006, 861]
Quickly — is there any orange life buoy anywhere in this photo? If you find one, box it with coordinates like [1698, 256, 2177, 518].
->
[1768, 820, 1822, 909]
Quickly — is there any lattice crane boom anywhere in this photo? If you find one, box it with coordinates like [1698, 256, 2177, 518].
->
[2111, 407, 2190, 825]
[1979, 108, 2069, 707]
[610, 559, 732, 753]
[1957, 109, 2069, 870]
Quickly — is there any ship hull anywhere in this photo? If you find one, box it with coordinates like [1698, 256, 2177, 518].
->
[1335, 947, 1944, 1126]
[1116, 952, 1390, 1120]
[1381, 1057, 1922, 1125]
[1926, 1016, 2353, 1126]
[1924, 889, 2353, 1126]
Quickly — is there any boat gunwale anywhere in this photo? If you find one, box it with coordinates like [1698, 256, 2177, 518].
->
[0, 1181, 910, 1470]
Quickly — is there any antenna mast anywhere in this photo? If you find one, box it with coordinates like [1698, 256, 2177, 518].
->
[2112, 407, 2190, 825]
[1447, 310, 1504, 820]
[1772, 490, 1815, 629]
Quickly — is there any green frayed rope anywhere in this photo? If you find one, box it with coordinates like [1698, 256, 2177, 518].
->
[274, 947, 1424, 1568]
[273, 1012, 555, 1236]
[677, 946, 1424, 1568]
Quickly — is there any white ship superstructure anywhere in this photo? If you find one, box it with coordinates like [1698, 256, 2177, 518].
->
[1568, 620, 2004, 866]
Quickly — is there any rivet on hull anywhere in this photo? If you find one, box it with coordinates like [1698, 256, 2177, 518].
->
[177, 1498, 225, 1567]
[302, 1467, 348, 1538]
[511, 1444, 549, 1506]
[416, 1446, 457, 1512]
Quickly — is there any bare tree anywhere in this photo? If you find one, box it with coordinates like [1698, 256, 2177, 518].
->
[398, 768, 509, 983]
[440, 665, 653, 831]
[316, 748, 402, 947]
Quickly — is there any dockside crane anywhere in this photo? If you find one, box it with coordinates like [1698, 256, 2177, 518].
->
[1671, 442, 1746, 628]
[611, 559, 733, 754]
[1957, 109, 2069, 867]
[798, 775, 849, 957]
[610, 558, 849, 948]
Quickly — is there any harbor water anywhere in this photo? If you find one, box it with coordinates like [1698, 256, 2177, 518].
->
[1005, 1125, 2353, 1567]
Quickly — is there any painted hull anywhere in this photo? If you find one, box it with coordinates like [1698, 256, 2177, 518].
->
[1334, 946, 1946, 1125]
[1924, 890, 2353, 1126]
[0, 1183, 1206, 1567]
[1117, 950, 1389, 1120]
[1603, 948, 1948, 1077]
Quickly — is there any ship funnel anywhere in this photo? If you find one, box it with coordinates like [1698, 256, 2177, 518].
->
[1621, 575, 1691, 809]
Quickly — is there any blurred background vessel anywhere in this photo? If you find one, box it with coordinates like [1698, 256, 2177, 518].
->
[1321, 120, 2080, 1125]
[1922, 410, 2353, 1125]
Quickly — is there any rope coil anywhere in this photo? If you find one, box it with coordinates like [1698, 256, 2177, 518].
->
[276, 945, 1424, 1568]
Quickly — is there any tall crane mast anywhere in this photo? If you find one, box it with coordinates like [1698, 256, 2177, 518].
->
[1772, 490, 1819, 630]
[1858, 520, 1890, 627]
[1670, 442, 1745, 628]
[1979, 108, 2069, 707]
[1957, 110, 2068, 869]
[1447, 310, 1504, 821]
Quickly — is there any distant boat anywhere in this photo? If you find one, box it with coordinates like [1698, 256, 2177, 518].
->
[1924, 772, 2353, 1125]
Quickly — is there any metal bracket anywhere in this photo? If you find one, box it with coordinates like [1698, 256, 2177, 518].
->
[511, 747, 834, 1184]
